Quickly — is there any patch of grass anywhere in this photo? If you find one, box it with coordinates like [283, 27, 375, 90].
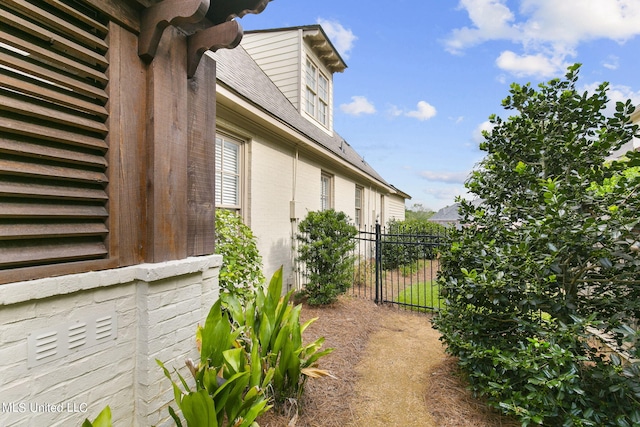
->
[396, 281, 442, 312]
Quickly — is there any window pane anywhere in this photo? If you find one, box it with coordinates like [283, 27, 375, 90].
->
[306, 88, 316, 116]
[306, 59, 317, 88]
[223, 141, 239, 173]
[318, 101, 327, 125]
[318, 74, 328, 100]
[321, 174, 331, 210]
[221, 173, 239, 205]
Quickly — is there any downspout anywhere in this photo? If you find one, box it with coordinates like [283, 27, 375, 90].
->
[290, 146, 300, 291]
[293, 147, 298, 203]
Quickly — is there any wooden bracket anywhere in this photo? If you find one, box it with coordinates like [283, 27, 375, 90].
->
[187, 20, 243, 78]
[139, 0, 210, 62]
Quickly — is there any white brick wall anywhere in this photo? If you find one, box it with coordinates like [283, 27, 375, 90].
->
[0, 255, 221, 427]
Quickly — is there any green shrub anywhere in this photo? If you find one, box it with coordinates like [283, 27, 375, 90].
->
[434, 65, 640, 426]
[215, 209, 265, 301]
[380, 219, 445, 271]
[296, 210, 358, 305]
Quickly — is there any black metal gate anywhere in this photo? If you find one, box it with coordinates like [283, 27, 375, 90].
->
[350, 223, 445, 312]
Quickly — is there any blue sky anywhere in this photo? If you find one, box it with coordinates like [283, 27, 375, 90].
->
[239, 0, 640, 212]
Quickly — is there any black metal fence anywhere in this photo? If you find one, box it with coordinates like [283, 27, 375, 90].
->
[293, 221, 447, 312]
[350, 222, 446, 312]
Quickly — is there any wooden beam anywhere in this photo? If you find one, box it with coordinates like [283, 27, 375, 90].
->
[138, 0, 209, 61]
[187, 20, 242, 78]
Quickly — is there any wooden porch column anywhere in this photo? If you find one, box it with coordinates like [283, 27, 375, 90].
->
[146, 26, 188, 262]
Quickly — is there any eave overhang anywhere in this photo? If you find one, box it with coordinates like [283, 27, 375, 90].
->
[302, 26, 347, 73]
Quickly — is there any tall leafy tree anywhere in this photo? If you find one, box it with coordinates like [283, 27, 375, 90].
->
[435, 64, 640, 426]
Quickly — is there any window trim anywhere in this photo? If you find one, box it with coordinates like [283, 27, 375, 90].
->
[215, 133, 244, 213]
[320, 172, 333, 211]
[305, 57, 330, 127]
[355, 185, 364, 228]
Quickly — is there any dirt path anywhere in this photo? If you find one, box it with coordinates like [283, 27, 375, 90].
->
[257, 296, 517, 427]
[346, 310, 445, 427]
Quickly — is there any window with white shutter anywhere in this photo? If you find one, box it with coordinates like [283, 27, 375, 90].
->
[215, 134, 242, 212]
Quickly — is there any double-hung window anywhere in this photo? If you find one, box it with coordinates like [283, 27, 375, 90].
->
[355, 185, 364, 227]
[320, 172, 333, 211]
[215, 134, 242, 212]
[305, 57, 329, 127]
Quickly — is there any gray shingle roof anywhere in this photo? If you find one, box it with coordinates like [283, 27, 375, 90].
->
[207, 45, 390, 187]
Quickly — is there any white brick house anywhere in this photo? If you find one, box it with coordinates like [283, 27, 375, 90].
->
[208, 25, 410, 288]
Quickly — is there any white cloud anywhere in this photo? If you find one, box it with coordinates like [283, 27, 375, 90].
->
[422, 185, 468, 202]
[405, 101, 437, 121]
[340, 96, 376, 116]
[446, 0, 640, 77]
[419, 170, 469, 184]
[387, 105, 403, 117]
[602, 55, 619, 70]
[445, 0, 519, 53]
[317, 18, 357, 59]
[473, 120, 495, 143]
[495, 50, 566, 77]
[519, 0, 640, 45]
[581, 82, 640, 116]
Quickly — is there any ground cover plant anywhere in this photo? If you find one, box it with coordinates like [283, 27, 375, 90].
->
[296, 210, 357, 305]
[435, 64, 640, 426]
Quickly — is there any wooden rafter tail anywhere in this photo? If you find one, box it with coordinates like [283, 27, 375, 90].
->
[139, 0, 211, 61]
[187, 20, 243, 78]
[205, 0, 272, 25]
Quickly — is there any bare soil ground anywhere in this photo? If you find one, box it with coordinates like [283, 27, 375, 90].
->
[257, 295, 519, 427]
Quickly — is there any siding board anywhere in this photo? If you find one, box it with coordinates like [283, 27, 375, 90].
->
[243, 31, 300, 108]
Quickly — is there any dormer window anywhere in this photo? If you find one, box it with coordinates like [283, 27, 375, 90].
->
[305, 57, 329, 127]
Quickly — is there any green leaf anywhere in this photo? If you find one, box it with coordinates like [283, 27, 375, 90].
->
[181, 389, 218, 427]
[82, 406, 112, 427]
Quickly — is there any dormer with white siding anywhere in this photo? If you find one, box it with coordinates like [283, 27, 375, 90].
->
[241, 25, 347, 135]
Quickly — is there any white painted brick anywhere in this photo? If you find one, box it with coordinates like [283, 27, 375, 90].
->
[148, 298, 198, 326]
[147, 283, 200, 312]
[0, 302, 36, 325]
[0, 377, 31, 404]
[0, 338, 26, 366]
[0, 255, 221, 427]
[92, 283, 134, 303]
[0, 359, 27, 388]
